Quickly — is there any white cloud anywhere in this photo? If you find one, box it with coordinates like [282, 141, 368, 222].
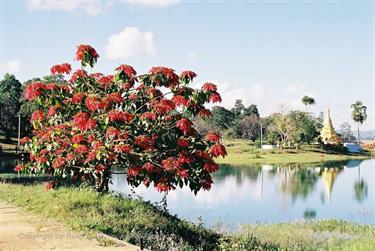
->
[285, 84, 306, 94]
[0, 60, 21, 75]
[126, 0, 181, 7]
[105, 27, 156, 60]
[27, 0, 104, 16]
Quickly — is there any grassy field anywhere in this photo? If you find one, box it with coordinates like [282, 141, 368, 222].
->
[1, 182, 374, 251]
[238, 220, 375, 251]
[216, 140, 372, 165]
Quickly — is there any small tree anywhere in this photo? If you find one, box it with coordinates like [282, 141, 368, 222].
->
[0, 74, 22, 140]
[351, 101, 367, 144]
[18, 45, 226, 194]
[301, 95, 315, 111]
[338, 122, 353, 142]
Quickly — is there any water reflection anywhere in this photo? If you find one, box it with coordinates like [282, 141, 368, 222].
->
[110, 159, 374, 226]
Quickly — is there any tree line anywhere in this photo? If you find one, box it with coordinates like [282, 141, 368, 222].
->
[0, 73, 368, 146]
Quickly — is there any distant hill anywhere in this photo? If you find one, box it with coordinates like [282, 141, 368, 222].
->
[358, 130, 375, 140]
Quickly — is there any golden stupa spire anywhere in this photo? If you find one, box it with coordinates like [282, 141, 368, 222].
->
[320, 109, 341, 144]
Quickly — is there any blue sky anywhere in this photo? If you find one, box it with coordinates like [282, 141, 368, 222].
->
[0, 0, 373, 130]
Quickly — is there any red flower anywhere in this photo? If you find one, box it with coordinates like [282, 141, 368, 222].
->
[60, 84, 71, 93]
[85, 118, 96, 130]
[203, 161, 219, 173]
[89, 72, 103, 79]
[161, 157, 180, 171]
[108, 110, 134, 123]
[50, 63, 71, 75]
[70, 69, 88, 82]
[45, 83, 57, 91]
[87, 134, 95, 143]
[205, 132, 221, 142]
[129, 93, 138, 100]
[105, 127, 120, 138]
[107, 93, 123, 104]
[98, 75, 114, 88]
[209, 143, 227, 158]
[24, 82, 46, 101]
[198, 109, 212, 118]
[116, 64, 137, 77]
[147, 88, 162, 98]
[135, 135, 155, 150]
[122, 82, 134, 90]
[136, 84, 146, 90]
[20, 137, 30, 145]
[172, 95, 189, 106]
[72, 93, 86, 104]
[177, 169, 189, 178]
[176, 118, 192, 135]
[52, 157, 65, 169]
[95, 164, 107, 173]
[14, 164, 24, 172]
[143, 162, 156, 172]
[149, 66, 179, 87]
[72, 134, 84, 144]
[31, 110, 44, 122]
[85, 96, 101, 111]
[73, 111, 89, 128]
[202, 179, 213, 190]
[178, 151, 194, 164]
[180, 70, 197, 82]
[73, 112, 96, 130]
[208, 92, 222, 103]
[75, 44, 99, 61]
[36, 156, 48, 164]
[76, 145, 89, 154]
[66, 153, 75, 161]
[202, 82, 217, 91]
[128, 166, 142, 177]
[114, 144, 132, 153]
[40, 149, 48, 155]
[155, 182, 170, 192]
[141, 112, 157, 121]
[47, 106, 56, 116]
[45, 180, 56, 191]
[153, 99, 176, 114]
[177, 138, 189, 148]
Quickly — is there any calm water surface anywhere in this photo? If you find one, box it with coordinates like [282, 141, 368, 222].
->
[110, 159, 375, 227]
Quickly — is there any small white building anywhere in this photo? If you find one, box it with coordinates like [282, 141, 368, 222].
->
[261, 144, 278, 150]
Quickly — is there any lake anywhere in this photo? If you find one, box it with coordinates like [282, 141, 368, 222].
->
[110, 159, 375, 228]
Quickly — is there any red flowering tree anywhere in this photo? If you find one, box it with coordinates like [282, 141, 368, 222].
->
[18, 45, 226, 193]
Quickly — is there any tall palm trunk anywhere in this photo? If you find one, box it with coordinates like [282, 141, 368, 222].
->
[357, 122, 360, 144]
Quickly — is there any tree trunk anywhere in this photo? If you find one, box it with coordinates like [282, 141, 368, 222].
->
[94, 172, 110, 193]
[357, 123, 360, 144]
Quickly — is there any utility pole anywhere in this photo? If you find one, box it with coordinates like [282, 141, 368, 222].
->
[260, 120, 263, 153]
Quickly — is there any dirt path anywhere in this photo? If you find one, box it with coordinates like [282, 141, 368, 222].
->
[0, 202, 141, 251]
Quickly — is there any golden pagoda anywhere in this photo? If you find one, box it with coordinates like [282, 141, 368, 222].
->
[320, 109, 341, 144]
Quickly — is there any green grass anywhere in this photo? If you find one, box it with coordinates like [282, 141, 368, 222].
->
[1, 182, 374, 250]
[0, 182, 271, 250]
[216, 140, 371, 165]
[238, 220, 375, 251]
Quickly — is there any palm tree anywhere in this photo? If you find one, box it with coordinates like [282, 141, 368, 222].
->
[301, 96, 315, 111]
[351, 101, 367, 144]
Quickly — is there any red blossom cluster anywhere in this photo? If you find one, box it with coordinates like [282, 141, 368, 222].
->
[75, 44, 99, 66]
[20, 45, 226, 194]
[50, 63, 72, 75]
